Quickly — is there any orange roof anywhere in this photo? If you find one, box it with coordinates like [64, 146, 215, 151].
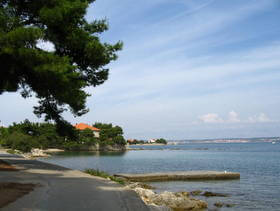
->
[74, 123, 100, 131]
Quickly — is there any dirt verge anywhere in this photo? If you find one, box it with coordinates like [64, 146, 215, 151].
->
[0, 160, 18, 171]
[0, 182, 38, 208]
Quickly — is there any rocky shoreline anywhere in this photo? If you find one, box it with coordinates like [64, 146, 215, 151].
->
[125, 182, 236, 210]
[3, 149, 236, 210]
[15, 148, 63, 159]
[128, 183, 208, 210]
[7, 145, 127, 159]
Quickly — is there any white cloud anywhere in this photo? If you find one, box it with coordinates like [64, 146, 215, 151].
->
[199, 113, 224, 123]
[248, 113, 273, 123]
[228, 111, 240, 123]
[198, 111, 275, 125]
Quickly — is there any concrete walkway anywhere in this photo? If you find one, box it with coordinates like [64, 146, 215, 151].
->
[115, 171, 240, 182]
[0, 150, 150, 211]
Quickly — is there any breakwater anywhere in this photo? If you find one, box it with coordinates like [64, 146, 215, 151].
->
[114, 171, 240, 182]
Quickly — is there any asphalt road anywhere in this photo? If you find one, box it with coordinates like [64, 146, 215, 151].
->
[0, 150, 151, 211]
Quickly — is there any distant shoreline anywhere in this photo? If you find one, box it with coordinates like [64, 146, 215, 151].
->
[128, 143, 166, 146]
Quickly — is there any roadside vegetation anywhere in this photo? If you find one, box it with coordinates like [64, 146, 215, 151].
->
[0, 120, 126, 152]
[84, 169, 125, 185]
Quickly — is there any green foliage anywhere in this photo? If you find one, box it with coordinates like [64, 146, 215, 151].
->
[78, 128, 98, 145]
[112, 135, 127, 145]
[155, 138, 167, 145]
[63, 128, 98, 150]
[6, 119, 65, 149]
[6, 149, 17, 154]
[62, 141, 83, 151]
[109, 176, 125, 185]
[1, 120, 126, 152]
[2, 131, 36, 152]
[94, 123, 126, 146]
[128, 139, 145, 145]
[0, 0, 122, 134]
[84, 168, 110, 178]
[1, 119, 65, 152]
[0, 126, 8, 145]
[84, 168, 125, 185]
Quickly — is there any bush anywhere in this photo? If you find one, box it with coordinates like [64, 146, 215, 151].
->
[3, 132, 37, 152]
[113, 135, 126, 145]
[84, 169, 125, 185]
[79, 129, 98, 146]
[84, 169, 110, 178]
[1, 120, 127, 151]
[6, 149, 17, 154]
[156, 138, 167, 145]
[62, 141, 83, 151]
[94, 123, 126, 146]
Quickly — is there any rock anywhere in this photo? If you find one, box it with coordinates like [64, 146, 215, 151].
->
[127, 182, 155, 189]
[214, 202, 235, 208]
[43, 149, 64, 153]
[133, 188, 207, 210]
[152, 191, 207, 210]
[134, 188, 156, 203]
[190, 190, 202, 196]
[30, 148, 49, 157]
[148, 204, 171, 211]
[226, 203, 235, 208]
[174, 191, 190, 197]
[214, 202, 223, 208]
[202, 191, 229, 197]
[79, 144, 126, 151]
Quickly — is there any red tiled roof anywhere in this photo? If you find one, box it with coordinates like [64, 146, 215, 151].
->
[74, 123, 100, 131]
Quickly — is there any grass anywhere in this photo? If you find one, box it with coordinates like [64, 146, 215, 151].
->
[84, 169, 126, 185]
[6, 149, 17, 154]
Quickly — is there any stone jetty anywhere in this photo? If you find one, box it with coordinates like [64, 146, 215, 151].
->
[115, 171, 240, 182]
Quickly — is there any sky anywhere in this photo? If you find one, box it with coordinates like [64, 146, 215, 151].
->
[1, 0, 280, 139]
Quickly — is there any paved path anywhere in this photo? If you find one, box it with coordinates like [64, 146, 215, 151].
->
[0, 150, 150, 211]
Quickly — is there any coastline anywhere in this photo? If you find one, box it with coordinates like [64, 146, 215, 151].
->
[1, 147, 245, 210]
[0, 149, 209, 210]
[4, 145, 128, 158]
[0, 149, 150, 211]
[128, 143, 166, 146]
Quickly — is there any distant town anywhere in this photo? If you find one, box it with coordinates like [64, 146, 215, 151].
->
[168, 137, 280, 144]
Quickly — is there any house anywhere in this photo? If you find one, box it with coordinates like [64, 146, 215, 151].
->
[148, 139, 156, 144]
[74, 123, 100, 138]
[127, 139, 135, 144]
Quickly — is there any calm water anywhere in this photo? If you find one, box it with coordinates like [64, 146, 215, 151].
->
[39, 143, 280, 210]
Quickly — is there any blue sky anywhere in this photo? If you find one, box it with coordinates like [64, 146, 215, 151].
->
[1, 0, 280, 139]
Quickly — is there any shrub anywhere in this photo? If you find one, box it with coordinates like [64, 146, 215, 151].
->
[6, 149, 17, 154]
[3, 132, 37, 152]
[94, 123, 126, 146]
[113, 135, 126, 145]
[84, 168, 125, 185]
[63, 141, 83, 151]
[156, 138, 167, 145]
[84, 169, 110, 178]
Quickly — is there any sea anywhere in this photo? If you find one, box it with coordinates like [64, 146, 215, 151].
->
[39, 142, 280, 210]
